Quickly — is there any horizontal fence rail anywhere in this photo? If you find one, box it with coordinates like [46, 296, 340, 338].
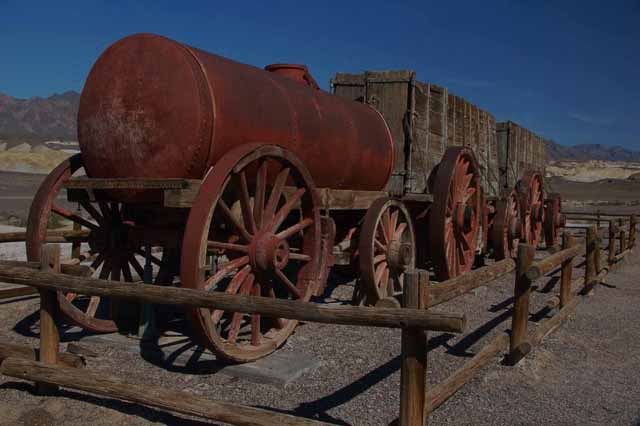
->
[0, 263, 466, 333]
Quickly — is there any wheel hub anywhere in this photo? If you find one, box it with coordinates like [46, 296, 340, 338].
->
[386, 239, 412, 272]
[250, 232, 290, 272]
[454, 203, 475, 234]
[508, 216, 521, 240]
[88, 221, 132, 254]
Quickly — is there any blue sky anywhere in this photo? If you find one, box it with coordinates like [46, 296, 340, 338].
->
[0, 0, 638, 148]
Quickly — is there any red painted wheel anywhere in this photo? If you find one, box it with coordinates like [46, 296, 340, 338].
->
[429, 147, 481, 281]
[358, 198, 416, 304]
[26, 154, 162, 333]
[181, 144, 322, 363]
[517, 171, 545, 247]
[544, 193, 564, 247]
[489, 189, 521, 260]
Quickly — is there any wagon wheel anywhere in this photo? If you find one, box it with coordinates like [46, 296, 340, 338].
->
[429, 147, 481, 281]
[358, 198, 416, 305]
[489, 189, 521, 260]
[26, 153, 162, 333]
[544, 193, 564, 247]
[517, 171, 545, 247]
[181, 144, 321, 363]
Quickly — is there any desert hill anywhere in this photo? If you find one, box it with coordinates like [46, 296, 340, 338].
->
[0, 91, 79, 144]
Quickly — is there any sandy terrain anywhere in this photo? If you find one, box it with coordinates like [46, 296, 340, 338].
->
[547, 160, 640, 182]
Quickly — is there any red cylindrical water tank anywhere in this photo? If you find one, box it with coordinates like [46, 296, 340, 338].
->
[78, 33, 394, 191]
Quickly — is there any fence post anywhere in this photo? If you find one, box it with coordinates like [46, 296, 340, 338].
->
[629, 215, 636, 248]
[585, 226, 596, 289]
[594, 227, 602, 274]
[509, 243, 535, 365]
[619, 218, 626, 254]
[608, 221, 616, 265]
[399, 269, 429, 426]
[38, 244, 61, 394]
[596, 210, 601, 229]
[560, 233, 574, 309]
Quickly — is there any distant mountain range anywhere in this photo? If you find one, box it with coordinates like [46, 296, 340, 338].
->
[0, 91, 79, 143]
[545, 140, 640, 162]
[0, 91, 638, 162]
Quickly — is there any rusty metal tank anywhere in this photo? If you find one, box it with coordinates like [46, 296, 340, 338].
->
[78, 33, 394, 192]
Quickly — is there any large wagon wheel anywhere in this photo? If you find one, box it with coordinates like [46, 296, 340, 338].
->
[517, 171, 545, 247]
[544, 193, 565, 247]
[489, 189, 521, 260]
[358, 198, 416, 304]
[181, 144, 322, 363]
[26, 154, 160, 333]
[429, 147, 481, 281]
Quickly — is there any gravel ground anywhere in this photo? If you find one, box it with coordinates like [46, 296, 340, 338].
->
[0, 244, 639, 426]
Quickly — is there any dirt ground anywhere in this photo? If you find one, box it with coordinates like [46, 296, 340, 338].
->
[0, 238, 639, 425]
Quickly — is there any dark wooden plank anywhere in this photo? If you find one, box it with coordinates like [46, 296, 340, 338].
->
[399, 270, 428, 426]
[1, 357, 332, 426]
[0, 264, 466, 333]
[38, 244, 61, 394]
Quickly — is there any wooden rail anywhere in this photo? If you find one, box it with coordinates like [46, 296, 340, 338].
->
[0, 229, 89, 244]
[0, 264, 465, 333]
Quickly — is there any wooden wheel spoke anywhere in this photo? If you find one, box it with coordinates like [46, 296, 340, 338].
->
[79, 200, 104, 225]
[51, 204, 99, 231]
[90, 253, 105, 271]
[457, 242, 467, 266]
[207, 240, 249, 253]
[380, 210, 391, 243]
[235, 172, 257, 235]
[264, 167, 290, 223]
[289, 252, 311, 262]
[374, 239, 387, 253]
[128, 255, 145, 280]
[227, 312, 244, 344]
[276, 217, 312, 240]
[212, 266, 251, 323]
[254, 160, 267, 228]
[250, 281, 261, 346]
[227, 274, 255, 344]
[274, 268, 302, 299]
[389, 210, 398, 238]
[121, 262, 133, 282]
[382, 268, 391, 296]
[373, 254, 386, 264]
[98, 202, 112, 220]
[204, 256, 250, 290]
[269, 187, 305, 233]
[267, 287, 288, 329]
[374, 262, 386, 287]
[218, 199, 252, 242]
[99, 256, 113, 280]
[66, 293, 77, 302]
[393, 222, 407, 240]
[85, 296, 101, 318]
[134, 249, 162, 266]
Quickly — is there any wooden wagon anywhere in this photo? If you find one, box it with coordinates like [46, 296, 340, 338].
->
[22, 35, 563, 363]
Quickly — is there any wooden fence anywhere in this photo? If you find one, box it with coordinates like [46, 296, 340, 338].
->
[0, 212, 636, 425]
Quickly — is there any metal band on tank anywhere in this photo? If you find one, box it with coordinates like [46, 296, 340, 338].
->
[366, 104, 395, 190]
[178, 43, 216, 177]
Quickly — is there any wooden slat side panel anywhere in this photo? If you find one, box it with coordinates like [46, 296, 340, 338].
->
[332, 73, 365, 102]
[410, 82, 430, 193]
[365, 71, 412, 193]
